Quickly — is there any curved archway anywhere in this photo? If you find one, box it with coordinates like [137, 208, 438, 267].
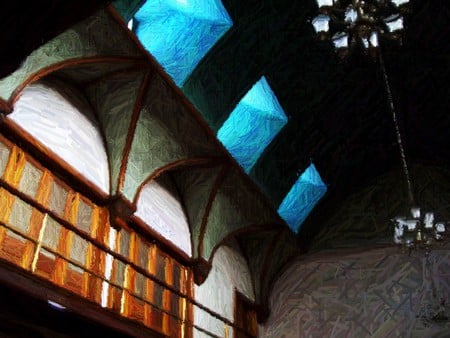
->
[9, 81, 110, 194]
[194, 241, 255, 336]
[133, 173, 192, 257]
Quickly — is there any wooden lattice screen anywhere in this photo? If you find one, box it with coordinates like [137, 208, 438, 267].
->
[0, 134, 193, 337]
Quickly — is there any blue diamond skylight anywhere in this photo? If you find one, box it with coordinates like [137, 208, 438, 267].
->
[134, 0, 233, 86]
[278, 163, 327, 233]
[217, 76, 288, 173]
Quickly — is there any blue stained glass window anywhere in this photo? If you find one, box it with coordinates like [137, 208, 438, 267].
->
[134, 0, 233, 86]
[217, 76, 288, 173]
[278, 163, 327, 233]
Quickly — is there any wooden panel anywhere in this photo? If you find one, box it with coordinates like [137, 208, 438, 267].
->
[8, 197, 32, 234]
[170, 292, 180, 317]
[27, 209, 45, 241]
[134, 270, 147, 299]
[155, 250, 167, 282]
[112, 259, 126, 287]
[235, 294, 258, 338]
[0, 230, 32, 267]
[89, 245, 105, 275]
[41, 216, 62, 251]
[0, 137, 193, 336]
[65, 263, 85, 296]
[3, 146, 26, 187]
[35, 171, 53, 206]
[108, 284, 123, 313]
[118, 228, 130, 258]
[137, 238, 150, 271]
[34, 249, 56, 280]
[0, 188, 14, 222]
[47, 180, 68, 217]
[18, 160, 43, 198]
[172, 262, 181, 292]
[129, 295, 146, 323]
[168, 316, 181, 338]
[77, 197, 93, 233]
[149, 305, 164, 333]
[0, 140, 10, 177]
[87, 274, 103, 304]
[69, 232, 89, 266]
[91, 204, 106, 243]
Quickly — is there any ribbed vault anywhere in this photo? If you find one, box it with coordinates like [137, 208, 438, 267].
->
[0, 6, 298, 309]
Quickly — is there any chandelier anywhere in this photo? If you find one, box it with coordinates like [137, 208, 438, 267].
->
[310, 0, 450, 251]
[311, 0, 411, 58]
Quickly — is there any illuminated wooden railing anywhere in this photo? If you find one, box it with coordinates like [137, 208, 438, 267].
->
[0, 134, 259, 338]
[0, 135, 192, 337]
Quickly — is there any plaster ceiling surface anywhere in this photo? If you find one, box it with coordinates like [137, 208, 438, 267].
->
[0, 0, 449, 254]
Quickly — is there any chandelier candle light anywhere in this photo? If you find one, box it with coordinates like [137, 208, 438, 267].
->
[312, 0, 410, 58]
[311, 0, 449, 251]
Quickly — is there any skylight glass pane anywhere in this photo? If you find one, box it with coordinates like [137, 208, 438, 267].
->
[278, 163, 327, 233]
[134, 0, 233, 86]
[217, 76, 288, 172]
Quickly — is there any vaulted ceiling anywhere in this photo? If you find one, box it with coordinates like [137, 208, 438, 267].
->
[181, 0, 450, 249]
[0, 0, 449, 255]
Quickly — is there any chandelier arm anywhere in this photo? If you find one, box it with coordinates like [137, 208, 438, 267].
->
[378, 47, 415, 206]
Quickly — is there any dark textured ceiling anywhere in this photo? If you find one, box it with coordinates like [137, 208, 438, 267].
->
[0, 1, 109, 79]
[0, 0, 449, 252]
[182, 0, 450, 249]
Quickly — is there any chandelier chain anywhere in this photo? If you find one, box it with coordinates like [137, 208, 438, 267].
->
[379, 50, 414, 205]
